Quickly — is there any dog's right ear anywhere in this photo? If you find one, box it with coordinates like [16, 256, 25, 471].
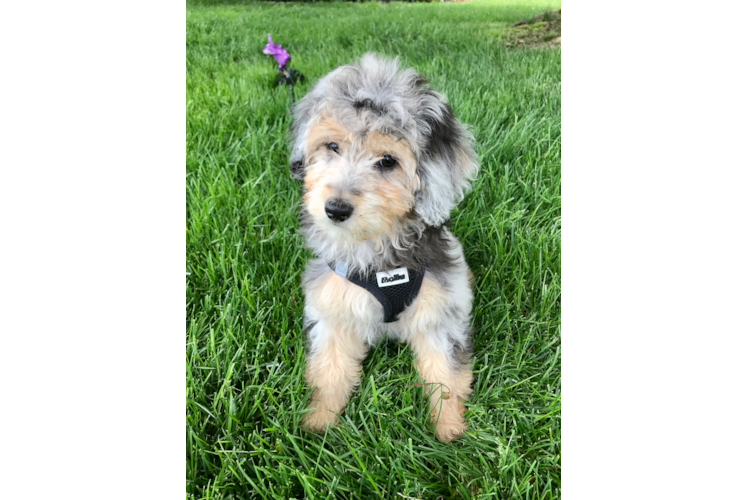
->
[288, 88, 317, 181]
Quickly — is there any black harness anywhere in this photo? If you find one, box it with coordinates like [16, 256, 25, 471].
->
[328, 261, 425, 323]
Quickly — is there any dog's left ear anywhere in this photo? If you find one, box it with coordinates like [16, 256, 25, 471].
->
[414, 92, 479, 227]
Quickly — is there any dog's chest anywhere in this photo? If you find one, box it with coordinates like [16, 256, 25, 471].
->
[306, 270, 383, 326]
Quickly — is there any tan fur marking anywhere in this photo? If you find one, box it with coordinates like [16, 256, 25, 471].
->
[302, 319, 368, 432]
[371, 182, 412, 223]
[410, 334, 473, 442]
[303, 171, 320, 193]
[301, 120, 421, 240]
[409, 274, 448, 324]
[305, 119, 351, 160]
[307, 271, 379, 320]
[302, 270, 376, 432]
[303, 183, 333, 207]
[408, 276, 473, 442]
[363, 131, 417, 176]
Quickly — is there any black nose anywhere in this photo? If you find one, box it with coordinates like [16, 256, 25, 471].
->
[325, 198, 353, 222]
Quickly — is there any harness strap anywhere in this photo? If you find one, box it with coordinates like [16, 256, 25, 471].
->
[328, 261, 425, 323]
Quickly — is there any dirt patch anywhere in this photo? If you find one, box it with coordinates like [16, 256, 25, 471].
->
[504, 10, 560, 49]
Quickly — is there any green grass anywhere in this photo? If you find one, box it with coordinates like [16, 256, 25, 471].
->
[187, 1, 561, 498]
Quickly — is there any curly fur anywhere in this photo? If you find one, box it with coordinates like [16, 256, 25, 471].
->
[290, 54, 479, 442]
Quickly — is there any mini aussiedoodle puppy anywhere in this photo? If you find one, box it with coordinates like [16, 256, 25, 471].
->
[288, 54, 479, 442]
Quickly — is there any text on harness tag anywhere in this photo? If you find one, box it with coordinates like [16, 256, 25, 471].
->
[376, 267, 410, 288]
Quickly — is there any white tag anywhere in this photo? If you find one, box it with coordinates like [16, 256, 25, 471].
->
[376, 267, 410, 288]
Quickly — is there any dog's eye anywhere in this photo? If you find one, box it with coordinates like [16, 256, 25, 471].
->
[378, 155, 396, 169]
[327, 143, 339, 154]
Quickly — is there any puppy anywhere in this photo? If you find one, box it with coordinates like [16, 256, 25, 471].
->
[289, 54, 479, 442]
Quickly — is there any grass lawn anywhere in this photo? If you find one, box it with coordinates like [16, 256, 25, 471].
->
[187, 0, 561, 498]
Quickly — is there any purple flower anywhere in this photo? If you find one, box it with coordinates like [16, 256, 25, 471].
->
[262, 34, 290, 69]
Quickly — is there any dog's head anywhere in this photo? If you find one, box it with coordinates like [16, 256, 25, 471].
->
[290, 54, 478, 242]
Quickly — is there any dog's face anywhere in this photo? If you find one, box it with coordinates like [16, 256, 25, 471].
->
[290, 54, 478, 240]
[302, 117, 419, 242]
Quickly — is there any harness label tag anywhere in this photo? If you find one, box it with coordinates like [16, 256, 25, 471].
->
[376, 267, 410, 288]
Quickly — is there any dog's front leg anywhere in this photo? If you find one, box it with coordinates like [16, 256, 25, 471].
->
[301, 318, 369, 432]
[409, 329, 473, 442]
[402, 273, 474, 442]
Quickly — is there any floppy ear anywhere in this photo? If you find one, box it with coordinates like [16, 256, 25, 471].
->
[288, 92, 315, 180]
[414, 94, 479, 227]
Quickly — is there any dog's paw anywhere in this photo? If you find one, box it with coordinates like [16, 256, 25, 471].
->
[301, 406, 339, 432]
[434, 416, 467, 442]
[431, 401, 468, 442]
